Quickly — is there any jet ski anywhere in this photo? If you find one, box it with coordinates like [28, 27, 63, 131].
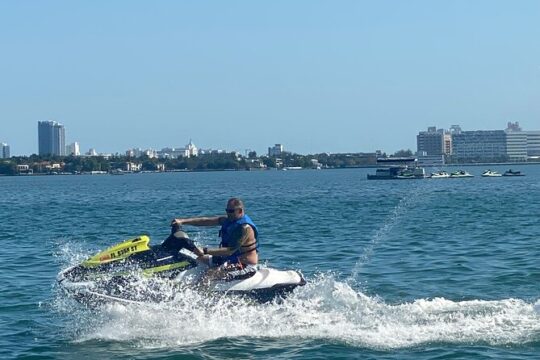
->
[502, 169, 525, 176]
[57, 229, 305, 306]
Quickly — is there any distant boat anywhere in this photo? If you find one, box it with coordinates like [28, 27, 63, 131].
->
[449, 170, 474, 178]
[429, 171, 450, 179]
[367, 167, 401, 180]
[367, 166, 425, 180]
[502, 169, 525, 176]
[481, 170, 502, 177]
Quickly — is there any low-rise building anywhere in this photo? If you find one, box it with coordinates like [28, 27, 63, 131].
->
[157, 141, 198, 159]
[126, 148, 157, 158]
[158, 147, 185, 159]
[416, 153, 445, 166]
[184, 140, 198, 157]
[126, 162, 142, 172]
[16, 164, 33, 174]
[452, 130, 507, 162]
[156, 163, 166, 172]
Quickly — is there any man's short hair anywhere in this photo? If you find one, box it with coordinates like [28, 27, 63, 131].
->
[227, 197, 244, 209]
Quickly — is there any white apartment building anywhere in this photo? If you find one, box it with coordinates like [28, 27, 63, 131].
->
[505, 131, 528, 162]
[126, 148, 157, 158]
[526, 131, 540, 157]
[158, 141, 198, 158]
[184, 140, 198, 157]
[66, 142, 80, 156]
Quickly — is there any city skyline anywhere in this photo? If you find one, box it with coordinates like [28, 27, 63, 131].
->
[1, 1, 540, 156]
[2, 120, 540, 158]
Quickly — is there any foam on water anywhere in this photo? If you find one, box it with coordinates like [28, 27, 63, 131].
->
[52, 235, 540, 351]
[53, 272, 540, 350]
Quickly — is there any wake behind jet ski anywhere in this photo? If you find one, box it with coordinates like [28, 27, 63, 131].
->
[57, 228, 305, 306]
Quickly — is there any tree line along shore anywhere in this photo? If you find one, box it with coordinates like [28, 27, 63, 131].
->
[2, 150, 539, 176]
[0, 152, 379, 175]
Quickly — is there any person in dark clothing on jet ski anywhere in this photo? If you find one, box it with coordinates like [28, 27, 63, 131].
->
[161, 226, 205, 257]
[171, 198, 259, 280]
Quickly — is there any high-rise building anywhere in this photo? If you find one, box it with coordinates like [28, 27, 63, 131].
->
[505, 122, 527, 162]
[38, 121, 66, 156]
[268, 144, 284, 157]
[66, 142, 80, 156]
[1, 143, 10, 158]
[417, 127, 445, 155]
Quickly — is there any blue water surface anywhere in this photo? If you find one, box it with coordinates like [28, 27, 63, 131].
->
[1, 165, 539, 359]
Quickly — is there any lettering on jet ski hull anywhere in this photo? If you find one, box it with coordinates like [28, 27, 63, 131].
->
[110, 246, 138, 259]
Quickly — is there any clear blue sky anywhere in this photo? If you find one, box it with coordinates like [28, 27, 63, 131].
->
[1, 1, 539, 156]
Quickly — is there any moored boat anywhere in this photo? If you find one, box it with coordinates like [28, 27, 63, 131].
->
[502, 169, 525, 176]
[397, 167, 425, 179]
[481, 170, 502, 177]
[367, 166, 425, 180]
[429, 171, 450, 179]
[450, 170, 474, 178]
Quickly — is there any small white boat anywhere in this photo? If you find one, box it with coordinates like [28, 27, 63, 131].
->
[430, 171, 450, 179]
[450, 170, 474, 178]
[481, 170, 502, 177]
[396, 167, 425, 179]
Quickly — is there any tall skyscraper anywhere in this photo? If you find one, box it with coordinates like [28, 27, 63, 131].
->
[1, 143, 10, 158]
[38, 121, 66, 156]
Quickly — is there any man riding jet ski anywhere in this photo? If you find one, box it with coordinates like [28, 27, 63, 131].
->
[170, 197, 260, 281]
[57, 199, 305, 305]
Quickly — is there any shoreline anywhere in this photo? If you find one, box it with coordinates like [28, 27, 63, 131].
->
[2, 161, 539, 177]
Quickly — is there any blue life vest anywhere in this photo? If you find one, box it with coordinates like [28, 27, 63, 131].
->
[219, 214, 259, 264]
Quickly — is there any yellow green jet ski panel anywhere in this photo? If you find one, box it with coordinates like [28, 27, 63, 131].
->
[82, 235, 151, 267]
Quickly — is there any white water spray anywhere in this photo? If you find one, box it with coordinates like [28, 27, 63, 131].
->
[52, 273, 540, 349]
[53, 233, 540, 350]
[349, 183, 425, 281]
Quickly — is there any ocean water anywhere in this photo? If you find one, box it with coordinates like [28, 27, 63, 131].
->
[1, 166, 539, 359]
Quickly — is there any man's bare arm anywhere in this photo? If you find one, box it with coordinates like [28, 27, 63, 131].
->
[171, 216, 224, 227]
